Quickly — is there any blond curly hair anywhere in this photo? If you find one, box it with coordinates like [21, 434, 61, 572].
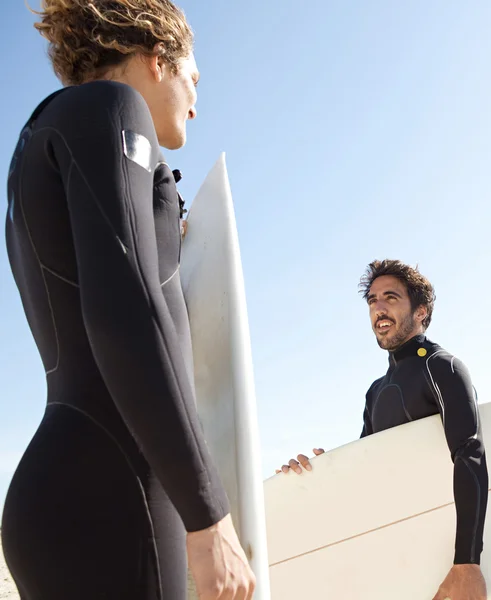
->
[32, 0, 194, 85]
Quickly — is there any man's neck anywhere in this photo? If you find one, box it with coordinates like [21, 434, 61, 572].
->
[390, 331, 425, 354]
[388, 332, 427, 366]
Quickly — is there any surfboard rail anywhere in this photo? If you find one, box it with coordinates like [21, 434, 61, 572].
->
[181, 154, 271, 599]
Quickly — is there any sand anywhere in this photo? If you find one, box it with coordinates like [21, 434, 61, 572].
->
[0, 540, 18, 600]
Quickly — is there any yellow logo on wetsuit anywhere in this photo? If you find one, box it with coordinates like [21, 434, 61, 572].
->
[417, 347, 427, 357]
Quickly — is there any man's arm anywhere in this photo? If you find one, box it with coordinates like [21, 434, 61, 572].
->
[360, 382, 378, 438]
[360, 404, 373, 438]
[426, 351, 488, 564]
[49, 81, 229, 532]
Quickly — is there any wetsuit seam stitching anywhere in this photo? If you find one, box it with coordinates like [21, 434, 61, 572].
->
[41, 264, 79, 288]
[426, 350, 446, 424]
[428, 351, 479, 439]
[32, 127, 126, 244]
[160, 266, 180, 288]
[46, 401, 163, 594]
[373, 382, 413, 423]
[46, 402, 138, 471]
[17, 143, 61, 375]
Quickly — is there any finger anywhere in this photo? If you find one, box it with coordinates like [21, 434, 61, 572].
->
[230, 583, 247, 600]
[275, 469, 281, 474]
[288, 459, 302, 474]
[246, 569, 256, 600]
[217, 581, 234, 600]
[281, 464, 290, 474]
[241, 577, 255, 600]
[297, 454, 312, 471]
[313, 448, 325, 456]
[217, 587, 231, 600]
[245, 577, 256, 600]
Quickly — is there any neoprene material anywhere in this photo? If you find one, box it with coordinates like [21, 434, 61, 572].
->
[2, 81, 230, 599]
[362, 334, 488, 565]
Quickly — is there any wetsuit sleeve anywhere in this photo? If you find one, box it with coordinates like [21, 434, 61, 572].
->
[360, 384, 376, 438]
[426, 353, 488, 564]
[48, 81, 229, 532]
[360, 405, 373, 438]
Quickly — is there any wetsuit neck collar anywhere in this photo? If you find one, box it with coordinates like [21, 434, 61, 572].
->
[388, 333, 427, 366]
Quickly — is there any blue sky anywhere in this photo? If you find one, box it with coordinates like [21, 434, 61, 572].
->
[0, 1, 490, 506]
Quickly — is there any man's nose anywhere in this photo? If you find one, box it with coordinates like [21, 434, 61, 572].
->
[373, 302, 387, 317]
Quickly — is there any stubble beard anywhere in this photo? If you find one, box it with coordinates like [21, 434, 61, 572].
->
[376, 312, 417, 351]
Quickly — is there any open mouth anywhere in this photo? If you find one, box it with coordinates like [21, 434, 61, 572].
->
[376, 319, 394, 333]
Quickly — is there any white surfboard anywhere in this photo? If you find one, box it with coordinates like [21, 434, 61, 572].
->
[264, 402, 491, 599]
[180, 154, 271, 599]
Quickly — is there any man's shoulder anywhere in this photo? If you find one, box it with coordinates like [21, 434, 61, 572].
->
[36, 81, 151, 132]
[366, 375, 385, 398]
[424, 338, 454, 361]
[53, 80, 145, 109]
[423, 339, 470, 379]
[424, 338, 449, 359]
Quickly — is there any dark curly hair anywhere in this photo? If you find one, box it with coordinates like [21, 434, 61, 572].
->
[359, 259, 436, 330]
[31, 0, 194, 86]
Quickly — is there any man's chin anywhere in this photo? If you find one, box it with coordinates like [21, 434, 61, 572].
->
[158, 127, 186, 151]
[375, 333, 392, 350]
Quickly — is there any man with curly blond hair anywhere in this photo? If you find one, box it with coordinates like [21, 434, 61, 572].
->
[2, 1, 255, 599]
[280, 259, 488, 600]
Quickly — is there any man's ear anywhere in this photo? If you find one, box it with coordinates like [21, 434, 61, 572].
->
[415, 305, 428, 324]
[147, 44, 166, 83]
[145, 55, 161, 82]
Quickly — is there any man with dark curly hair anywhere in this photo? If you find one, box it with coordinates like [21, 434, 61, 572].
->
[279, 259, 488, 600]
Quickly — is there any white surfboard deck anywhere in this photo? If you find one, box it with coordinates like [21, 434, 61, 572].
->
[264, 401, 491, 599]
[180, 154, 271, 599]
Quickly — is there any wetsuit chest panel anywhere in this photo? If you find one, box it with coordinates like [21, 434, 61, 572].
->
[370, 358, 438, 433]
[371, 377, 409, 432]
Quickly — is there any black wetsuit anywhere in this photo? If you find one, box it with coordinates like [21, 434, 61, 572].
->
[362, 334, 488, 565]
[2, 81, 229, 600]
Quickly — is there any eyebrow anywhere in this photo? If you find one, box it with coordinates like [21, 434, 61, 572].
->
[367, 290, 403, 302]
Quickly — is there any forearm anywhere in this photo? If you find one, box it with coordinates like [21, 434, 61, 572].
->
[452, 441, 488, 564]
[426, 353, 488, 564]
